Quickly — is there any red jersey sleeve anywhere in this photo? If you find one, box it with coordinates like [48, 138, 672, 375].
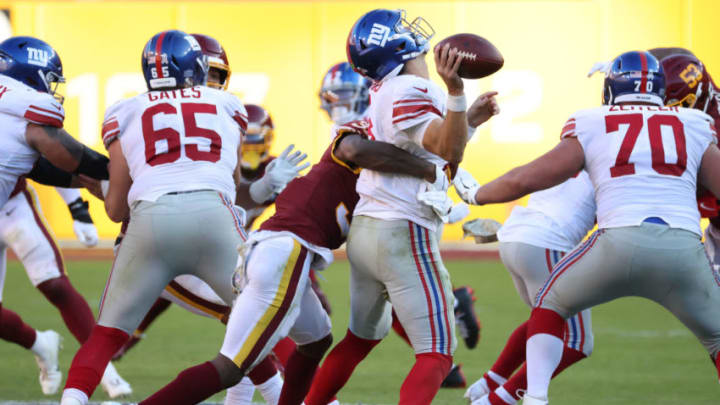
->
[391, 85, 443, 131]
[22, 92, 65, 128]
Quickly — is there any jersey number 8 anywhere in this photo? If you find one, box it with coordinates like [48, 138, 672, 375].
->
[141, 102, 222, 166]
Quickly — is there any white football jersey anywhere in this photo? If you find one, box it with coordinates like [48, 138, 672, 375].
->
[0, 74, 65, 208]
[497, 171, 596, 252]
[563, 104, 717, 236]
[354, 74, 447, 230]
[102, 86, 247, 205]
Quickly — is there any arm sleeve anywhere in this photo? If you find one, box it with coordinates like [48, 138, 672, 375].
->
[391, 86, 444, 134]
[560, 115, 578, 139]
[101, 101, 124, 149]
[7, 90, 66, 128]
[55, 187, 82, 204]
[330, 120, 370, 174]
[225, 94, 248, 135]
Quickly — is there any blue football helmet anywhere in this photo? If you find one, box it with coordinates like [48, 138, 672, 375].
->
[347, 9, 434, 82]
[141, 30, 208, 90]
[603, 51, 665, 106]
[319, 62, 371, 124]
[0, 36, 65, 101]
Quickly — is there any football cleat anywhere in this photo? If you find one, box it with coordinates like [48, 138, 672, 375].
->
[464, 377, 491, 402]
[31, 330, 62, 395]
[101, 362, 133, 399]
[454, 286, 481, 349]
[521, 395, 549, 405]
[441, 364, 467, 388]
[471, 394, 492, 405]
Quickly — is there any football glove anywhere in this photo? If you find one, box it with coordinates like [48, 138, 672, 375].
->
[68, 198, 98, 247]
[249, 144, 310, 203]
[462, 218, 502, 243]
[453, 168, 481, 205]
[447, 202, 470, 224]
[417, 190, 454, 223]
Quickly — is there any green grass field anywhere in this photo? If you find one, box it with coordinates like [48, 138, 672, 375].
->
[0, 258, 717, 404]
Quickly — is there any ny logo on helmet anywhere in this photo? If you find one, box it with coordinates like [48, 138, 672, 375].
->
[26, 47, 49, 67]
[367, 23, 391, 47]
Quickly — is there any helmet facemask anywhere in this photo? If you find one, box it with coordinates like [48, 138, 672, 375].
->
[320, 86, 367, 124]
[206, 56, 231, 90]
[39, 69, 65, 104]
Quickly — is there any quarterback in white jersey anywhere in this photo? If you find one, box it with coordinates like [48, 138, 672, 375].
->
[464, 172, 596, 405]
[455, 51, 720, 404]
[60, 30, 249, 405]
[341, 9, 499, 405]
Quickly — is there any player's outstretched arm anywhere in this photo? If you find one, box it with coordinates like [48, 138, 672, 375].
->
[334, 134, 436, 182]
[25, 124, 109, 180]
[699, 145, 720, 199]
[104, 140, 132, 223]
[470, 138, 584, 205]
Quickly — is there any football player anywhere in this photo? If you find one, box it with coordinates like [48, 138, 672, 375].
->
[461, 170, 595, 405]
[0, 35, 113, 395]
[0, 183, 132, 398]
[58, 29, 252, 405]
[306, 9, 499, 405]
[453, 51, 720, 404]
[140, 94, 454, 405]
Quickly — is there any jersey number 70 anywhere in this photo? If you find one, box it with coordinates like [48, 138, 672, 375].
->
[605, 113, 686, 178]
[142, 102, 222, 166]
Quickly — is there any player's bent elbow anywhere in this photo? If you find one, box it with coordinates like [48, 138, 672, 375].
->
[105, 202, 128, 223]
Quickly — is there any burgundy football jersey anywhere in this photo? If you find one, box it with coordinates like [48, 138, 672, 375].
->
[260, 132, 361, 249]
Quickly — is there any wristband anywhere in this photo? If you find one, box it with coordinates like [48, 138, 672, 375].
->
[446, 94, 467, 112]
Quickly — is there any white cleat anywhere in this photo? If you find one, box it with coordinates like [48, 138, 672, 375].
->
[471, 394, 491, 405]
[101, 362, 132, 399]
[522, 395, 549, 405]
[31, 330, 62, 395]
[464, 377, 490, 402]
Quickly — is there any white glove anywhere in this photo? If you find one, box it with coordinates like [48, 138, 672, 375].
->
[73, 220, 98, 247]
[447, 202, 470, 224]
[417, 190, 453, 223]
[266, 144, 310, 193]
[587, 60, 611, 78]
[462, 218, 503, 244]
[249, 145, 310, 203]
[453, 168, 481, 205]
[429, 165, 451, 192]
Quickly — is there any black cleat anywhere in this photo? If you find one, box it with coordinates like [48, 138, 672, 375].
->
[441, 364, 467, 388]
[454, 286, 481, 349]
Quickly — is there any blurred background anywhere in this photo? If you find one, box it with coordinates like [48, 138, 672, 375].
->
[0, 0, 717, 243]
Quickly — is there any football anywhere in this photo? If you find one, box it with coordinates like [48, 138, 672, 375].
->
[434, 33, 504, 79]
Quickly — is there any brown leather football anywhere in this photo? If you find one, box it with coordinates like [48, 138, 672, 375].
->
[434, 33, 504, 79]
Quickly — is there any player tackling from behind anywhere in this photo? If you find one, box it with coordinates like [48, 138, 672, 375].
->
[60, 29, 251, 405]
[454, 51, 720, 404]
[306, 9, 499, 405]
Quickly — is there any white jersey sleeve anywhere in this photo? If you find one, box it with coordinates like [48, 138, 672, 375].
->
[354, 75, 448, 230]
[565, 105, 715, 235]
[0, 75, 66, 207]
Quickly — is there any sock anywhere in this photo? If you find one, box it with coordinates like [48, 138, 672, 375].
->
[489, 385, 517, 405]
[391, 310, 412, 347]
[0, 306, 37, 349]
[272, 337, 296, 369]
[398, 353, 452, 405]
[38, 275, 94, 343]
[224, 377, 254, 405]
[141, 361, 222, 405]
[256, 372, 283, 404]
[64, 325, 129, 397]
[489, 320, 528, 383]
[305, 330, 380, 405]
[278, 349, 322, 405]
[248, 355, 278, 385]
[136, 298, 172, 334]
[483, 370, 508, 392]
[525, 308, 565, 400]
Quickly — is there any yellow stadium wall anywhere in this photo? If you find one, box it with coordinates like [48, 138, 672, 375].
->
[1, 0, 717, 242]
